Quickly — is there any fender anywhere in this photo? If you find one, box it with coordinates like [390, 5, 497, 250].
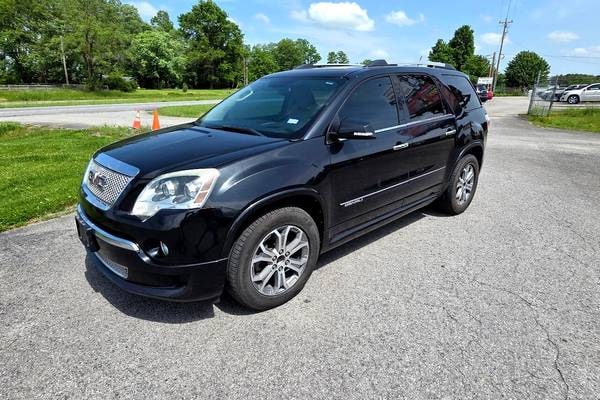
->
[457, 140, 485, 167]
[221, 187, 328, 258]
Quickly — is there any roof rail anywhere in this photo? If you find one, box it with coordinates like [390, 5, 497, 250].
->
[365, 59, 397, 67]
[413, 61, 456, 70]
[294, 63, 362, 69]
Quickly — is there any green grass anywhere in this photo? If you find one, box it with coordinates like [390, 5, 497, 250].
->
[528, 108, 600, 133]
[0, 123, 134, 231]
[0, 88, 232, 108]
[157, 103, 215, 118]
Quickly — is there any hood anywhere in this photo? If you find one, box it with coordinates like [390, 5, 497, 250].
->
[98, 123, 288, 178]
[562, 89, 583, 96]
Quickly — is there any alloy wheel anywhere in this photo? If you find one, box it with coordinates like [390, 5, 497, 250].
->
[250, 225, 310, 296]
[456, 163, 475, 205]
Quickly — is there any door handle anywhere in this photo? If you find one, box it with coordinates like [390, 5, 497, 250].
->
[393, 143, 409, 151]
[445, 129, 457, 136]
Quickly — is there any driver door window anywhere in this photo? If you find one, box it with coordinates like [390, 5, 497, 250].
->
[337, 77, 399, 131]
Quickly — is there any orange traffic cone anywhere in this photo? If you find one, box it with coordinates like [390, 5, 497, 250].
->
[152, 109, 160, 131]
[132, 110, 141, 129]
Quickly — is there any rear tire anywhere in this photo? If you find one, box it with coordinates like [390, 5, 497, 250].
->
[436, 154, 480, 215]
[226, 207, 320, 311]
[567, 95, 580, 104]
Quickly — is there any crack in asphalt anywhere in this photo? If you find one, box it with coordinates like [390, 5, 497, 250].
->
[471, 278, 570, 400]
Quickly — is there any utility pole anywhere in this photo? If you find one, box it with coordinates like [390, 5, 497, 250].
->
[493, 18, 512, 92]
[60, 35, 69, 85]
[488, 52, 496, 78]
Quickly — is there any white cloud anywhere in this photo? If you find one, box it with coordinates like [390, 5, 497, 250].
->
[480, 32, 510, 46]
[371, 48, 389, 58]
[254, 13, 270, 24]
[385, 10, 424, 27]
[481, 14, 493, 23]
[290, 9, 309, 22]
[568, 45, 600, 57]
[292, 2, 374, 32]
[126, 1, 158, 20]
[547, 31, 579, 43]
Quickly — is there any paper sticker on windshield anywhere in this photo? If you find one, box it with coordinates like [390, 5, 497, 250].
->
[287, 118, 299, 124]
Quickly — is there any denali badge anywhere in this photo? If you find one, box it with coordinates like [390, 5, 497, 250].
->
[89, 170, 107, 192]
[341, 198, 364, 207]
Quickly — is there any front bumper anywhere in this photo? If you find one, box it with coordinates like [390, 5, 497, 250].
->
[76, 205, 227, 302]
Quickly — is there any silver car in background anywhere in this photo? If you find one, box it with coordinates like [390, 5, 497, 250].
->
[560, 83, 600, 104]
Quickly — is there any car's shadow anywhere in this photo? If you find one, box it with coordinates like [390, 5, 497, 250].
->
[85, 208, 431, 323]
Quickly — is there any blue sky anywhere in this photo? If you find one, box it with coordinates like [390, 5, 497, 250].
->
[126, 0, 600, 75]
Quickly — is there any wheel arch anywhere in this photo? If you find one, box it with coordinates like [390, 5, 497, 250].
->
[221, 188, 327, 258]
[458, 141, 484, 168]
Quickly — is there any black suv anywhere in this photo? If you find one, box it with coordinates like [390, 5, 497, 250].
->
[76, 60, 488, 310]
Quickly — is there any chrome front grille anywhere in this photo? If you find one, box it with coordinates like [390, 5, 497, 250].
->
[84, 159, 133, 208]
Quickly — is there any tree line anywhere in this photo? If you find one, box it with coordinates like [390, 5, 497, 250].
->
[0, 0, 348, 89]
[1, 0, 580, 91]
[428, 25, 557, 90]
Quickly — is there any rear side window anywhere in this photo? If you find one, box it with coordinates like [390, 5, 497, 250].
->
[396, 75, 445, 121]
[442, 75, 481, 113]
[338, 76, 399, 131]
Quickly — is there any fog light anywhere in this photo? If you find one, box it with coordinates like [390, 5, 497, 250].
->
[147, 241, 170, 258]
[160, 241, 169, 256]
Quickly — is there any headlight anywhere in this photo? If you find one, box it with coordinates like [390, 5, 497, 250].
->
[131, 169, 219, 219]
[82, 159, 93, 186]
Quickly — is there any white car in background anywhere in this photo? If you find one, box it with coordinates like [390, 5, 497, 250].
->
[560, 83, 600, 104]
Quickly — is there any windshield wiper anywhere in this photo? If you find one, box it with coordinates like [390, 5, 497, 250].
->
[204, 124, 264, 137]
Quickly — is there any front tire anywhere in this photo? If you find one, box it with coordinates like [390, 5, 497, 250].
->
[226, 207, 320, 310]
[567, 95, 580, 104]
[436, 154, 480, 215]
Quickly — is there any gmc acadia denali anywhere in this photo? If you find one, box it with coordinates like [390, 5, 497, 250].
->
[76, 60, 488, 310]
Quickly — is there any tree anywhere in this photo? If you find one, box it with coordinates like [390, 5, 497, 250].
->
[326, 51, 337, 64]
[327, 50, 349, 64]
[448, 25, 474, 71]
[295, 38, 321, 64]
[505, 51, 550, 89]
[463, 54, 490, 83]
[63, 0, 149, 85]
[336, 51, 349, 64]
[128, 30, 185, 88]
[151, 10, 174, 32]
[550, 73, 600, 85]
[179, 0, 244, 88]
[247, 44, 278, 81]
[428, 39, 454, 65]
[361, 59, 372, 66]
[273, 39, 304, 70]
[0, 0, 59, 83]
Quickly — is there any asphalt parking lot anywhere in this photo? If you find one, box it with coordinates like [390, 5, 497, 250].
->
[1, 98, 599, 399]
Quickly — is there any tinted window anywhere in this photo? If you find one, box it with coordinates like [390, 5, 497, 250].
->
[338, 77, 398, 131]
[442, 75, 481, 113]
[397, 75, 445, 121]
[198, 77, 344, 139]
[587, 84, 600, 90]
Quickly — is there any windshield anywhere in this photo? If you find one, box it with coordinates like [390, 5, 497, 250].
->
[196, 77, 344, 139]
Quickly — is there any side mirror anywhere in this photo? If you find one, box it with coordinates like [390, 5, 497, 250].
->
[336, 118, 376, 140]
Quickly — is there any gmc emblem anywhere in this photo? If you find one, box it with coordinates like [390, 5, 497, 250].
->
[88, 170, 107, 191]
